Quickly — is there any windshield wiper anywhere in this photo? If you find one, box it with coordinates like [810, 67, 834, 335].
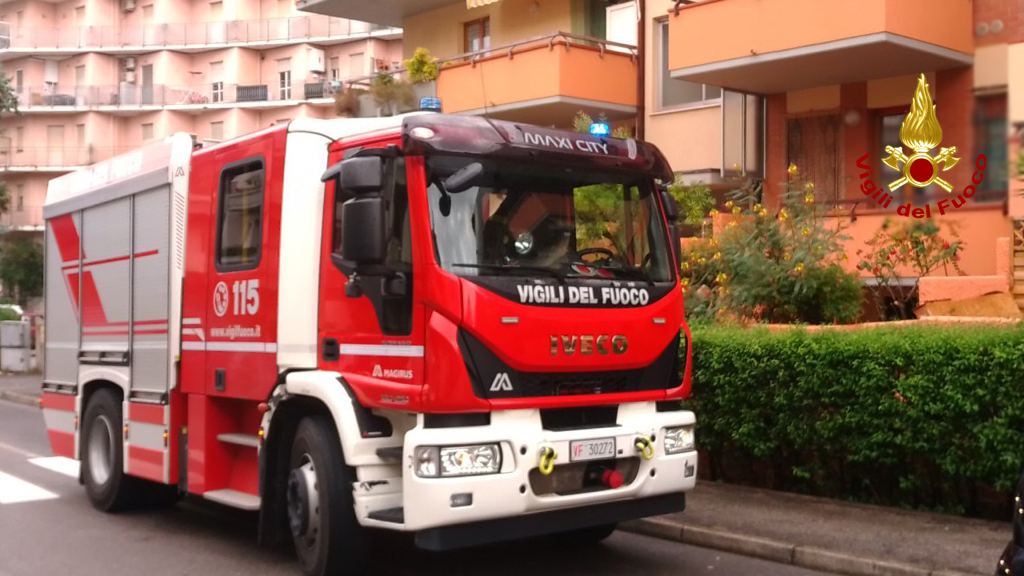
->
[452, 263, 565, 285]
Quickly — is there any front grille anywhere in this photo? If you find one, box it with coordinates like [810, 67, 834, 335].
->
[520, 373, 633, 397]
[528, 457, 640, 496]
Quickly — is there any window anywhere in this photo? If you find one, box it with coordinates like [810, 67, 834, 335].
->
[329, 56, 340, 81]
[656, 19, 720, 109]
[209, 0, 222, 19]
[142, 4, 153, 20]
[76, 124, 85, 147]
[15, 127, 23, 152]
[15, 184, 23, 212]
[789, 114, 840, 205]
[14, 70, 22, 94]
[878, 112, 933, 205]
[463, 17, 490, 53]
[210, 121, 224, 140]
[141, 123, 154, 141]
[210, 60, 224, 103]
[348, 52, 364, 77]
[975, 94, 1007, 202]
[74, 6, 84, 23]
[75, 65, 85, 87]
[217, 160, 264, 270]
[277, 58, 291, 100]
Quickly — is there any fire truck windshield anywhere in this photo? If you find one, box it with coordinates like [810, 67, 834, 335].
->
[426, 156, 674, 283]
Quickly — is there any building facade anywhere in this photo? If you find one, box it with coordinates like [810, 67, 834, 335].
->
[0, 0, 402, 233]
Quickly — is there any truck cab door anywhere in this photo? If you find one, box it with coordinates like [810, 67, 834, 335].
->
[318, 153, 424, 407]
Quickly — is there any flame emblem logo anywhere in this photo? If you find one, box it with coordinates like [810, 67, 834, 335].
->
[881, 74, 960, 192]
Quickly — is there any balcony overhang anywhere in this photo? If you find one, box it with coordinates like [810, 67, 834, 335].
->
[667, 0, 973, 95]
[296, 0, 456, 27]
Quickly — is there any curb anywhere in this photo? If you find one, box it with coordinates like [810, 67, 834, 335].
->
[619, 518, 985, 576]
[0, 389, 41, 408]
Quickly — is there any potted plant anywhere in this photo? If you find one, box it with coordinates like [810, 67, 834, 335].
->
[404, 47, 439, 106]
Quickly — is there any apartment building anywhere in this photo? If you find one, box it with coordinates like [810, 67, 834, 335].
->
[300, 0, 1023, 305]
[0, 0, 402, 233]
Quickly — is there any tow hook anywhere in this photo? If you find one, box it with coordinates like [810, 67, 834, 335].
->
[634, 435, 655, 461]
[538, 446, 557, 476]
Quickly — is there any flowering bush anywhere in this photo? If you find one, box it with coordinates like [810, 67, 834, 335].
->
[856, 220, 964, 319]
[681, 164, 862, 324]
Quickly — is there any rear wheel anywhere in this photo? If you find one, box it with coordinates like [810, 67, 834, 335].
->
[81, 388, 178, 511]
[287, 415, 366, 576]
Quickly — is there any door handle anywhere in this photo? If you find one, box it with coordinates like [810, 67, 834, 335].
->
[214, 368, 226, 392]
[322, 338, 339, 362]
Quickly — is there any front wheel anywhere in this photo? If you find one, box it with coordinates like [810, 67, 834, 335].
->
[287, 415, 367, 576]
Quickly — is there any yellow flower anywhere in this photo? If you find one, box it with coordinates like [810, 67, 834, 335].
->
[715, 272, 728, 283]
[725, 200, 735, 209]
[681, 278, 690, 288]
[804, 193, 815, 205]
[713, 251, 722, 261]
[753, 203, 762, 212]
[758, 208, 769, 218]
[709, 208, 719, 217]
[682, 261, 691, 271]
[787, 163, 799, 177]
[783, 251, 793, 261]
[794, 262, 805, 273]
[726, 221, 737, 229]
[804, 181, 815, 192]
[697, 257, 707, 265]
[801, 227, 811, 237]
[779, 209, 789, 221]
[731, 206, 742, 215]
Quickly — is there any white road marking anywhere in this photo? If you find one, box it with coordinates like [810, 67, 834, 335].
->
[28, 456, 79, 479]
[0, 471, 58, 504]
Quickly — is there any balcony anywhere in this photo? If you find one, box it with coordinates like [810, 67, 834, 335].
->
[0, 206, 44, 233]
[434, 33, 639, 127]
[296, 0, 453, 27]
[12, 81, 341, 112]
[0, 15, 398, 56]
[0, 146, 118, 172]
[667, 0, 973, 94]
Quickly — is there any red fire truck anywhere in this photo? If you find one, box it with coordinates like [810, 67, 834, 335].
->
[41, 113, 697, 575]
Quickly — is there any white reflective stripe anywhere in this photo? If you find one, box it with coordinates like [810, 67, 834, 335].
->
[183, 318, 202, 325]
[0, 471, 58, 504]
[182, 327, 206, 341]
[339, 344, 424, 357]
[43, 410, 75, 433]
[28, 456, 79, 479]
[128, 421, 165, 450]
[181, 341, 278, 353]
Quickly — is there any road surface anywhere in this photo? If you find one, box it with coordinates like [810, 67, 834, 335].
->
[0, 399, 829, 576]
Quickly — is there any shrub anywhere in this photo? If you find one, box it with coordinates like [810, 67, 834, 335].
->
[667, 181, 714, 227]
[685, 324, 1024, 516]
[404, 47, 440, 84]
[681, 165, 863, 324]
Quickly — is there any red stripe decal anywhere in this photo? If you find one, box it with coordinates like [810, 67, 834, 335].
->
[128, 445, 164, 483]
[50, 214, 81, 263]
[47, 430, 75, 458]
[61, 249, 160, 271]
[128, 403, 165, 425]
[79, 271, 110, 327]
[42, 392, 75, 412]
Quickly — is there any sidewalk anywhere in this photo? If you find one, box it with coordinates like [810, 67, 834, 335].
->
[623, 481, 1009, 576]
[0, 376, 1008, 576]
[0, 373, 41, 407]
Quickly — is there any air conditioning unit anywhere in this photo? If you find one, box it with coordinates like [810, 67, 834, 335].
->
[306, 47, 325, 73]
[122, 0, 137, 12]
[124, 70, 136, 83]
[123, 56, 137, 70]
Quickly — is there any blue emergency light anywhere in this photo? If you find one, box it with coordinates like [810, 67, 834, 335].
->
[420, 97, 443, 112]
[589, 122, 610, 137]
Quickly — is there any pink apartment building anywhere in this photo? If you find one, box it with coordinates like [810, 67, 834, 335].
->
[0, 0, 402, 233]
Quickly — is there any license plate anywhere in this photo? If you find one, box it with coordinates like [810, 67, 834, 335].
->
[569, 437, 616, 462]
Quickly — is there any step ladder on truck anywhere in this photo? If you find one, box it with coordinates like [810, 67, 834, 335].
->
[40, 112, 698, 576]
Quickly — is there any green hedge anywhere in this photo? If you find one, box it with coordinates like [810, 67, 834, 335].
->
[684, 324, 1024, 515]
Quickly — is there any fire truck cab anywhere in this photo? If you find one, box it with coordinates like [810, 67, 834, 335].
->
[42, 113, 697, 576]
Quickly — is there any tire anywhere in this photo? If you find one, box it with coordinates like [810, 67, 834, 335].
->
[81, 388, 180, 512]
[558, 523, 618, 546]
[81, 388, 136, 511]
[288, 415, 366, 576]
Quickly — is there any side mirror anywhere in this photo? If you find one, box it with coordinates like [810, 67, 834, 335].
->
[322, 156, 383, 195]
[660, 186, 680, 222]
[443, 161, 484, 193]
[341, 196, 386, 265]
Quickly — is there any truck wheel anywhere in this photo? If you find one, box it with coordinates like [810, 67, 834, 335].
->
[287, 415, 366, 576]
[82, 388, 135, 511]
[559, 523, 618, 545]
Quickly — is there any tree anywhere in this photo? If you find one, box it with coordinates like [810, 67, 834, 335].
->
[0, 72, 17, 118]
[0, 239, 43, 307]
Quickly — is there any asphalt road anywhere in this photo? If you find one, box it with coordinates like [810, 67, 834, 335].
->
[0, 399, 830, 576]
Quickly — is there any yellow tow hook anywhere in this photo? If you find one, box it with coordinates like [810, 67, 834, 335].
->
[634, 435, 655, 461]
[538, 446, 558, 476]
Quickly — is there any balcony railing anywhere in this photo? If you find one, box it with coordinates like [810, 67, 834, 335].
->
[0, 206, 44, 230]
[3, 15, 393, 50]
[0, 146, 129, 169]
[13, 81, 342, 109]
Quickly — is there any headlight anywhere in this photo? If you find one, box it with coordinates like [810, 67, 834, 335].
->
[414, 444, 502, 477]
[663, 425, 695, 454]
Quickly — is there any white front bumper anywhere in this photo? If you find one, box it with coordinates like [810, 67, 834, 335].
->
[360, 402, 697, 532]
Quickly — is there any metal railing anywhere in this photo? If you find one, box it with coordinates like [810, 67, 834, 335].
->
[14, 80, 342, 109]
[0, 146, 131, 169]
[3, 16, 395, 50]
[434, 31, 639, 67]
